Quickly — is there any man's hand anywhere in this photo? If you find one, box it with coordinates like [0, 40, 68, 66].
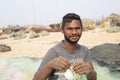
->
[72, 61, 94, 75]
[48, 56, 71, 72]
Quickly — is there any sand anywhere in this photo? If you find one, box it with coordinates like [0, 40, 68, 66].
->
[0, 31, 120, 58]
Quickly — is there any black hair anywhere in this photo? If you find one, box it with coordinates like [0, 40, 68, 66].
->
[61, 13, 83, 29]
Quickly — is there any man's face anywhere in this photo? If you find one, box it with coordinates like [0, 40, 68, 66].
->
[62, 20, 82, 44]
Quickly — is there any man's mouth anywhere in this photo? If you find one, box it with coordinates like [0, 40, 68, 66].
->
[70, 36, 79, 40]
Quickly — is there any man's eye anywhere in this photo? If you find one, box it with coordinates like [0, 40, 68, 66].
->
[76, 27, 81, 30]
[67, 28, 72, 30]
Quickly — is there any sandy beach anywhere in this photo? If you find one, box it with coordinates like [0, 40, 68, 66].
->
[0, 31, 120, 58]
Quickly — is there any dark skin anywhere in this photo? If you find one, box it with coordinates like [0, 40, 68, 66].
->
[33, 20, 97, 80]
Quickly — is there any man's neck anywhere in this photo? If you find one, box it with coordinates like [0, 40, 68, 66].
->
[62, 40, 77, 52]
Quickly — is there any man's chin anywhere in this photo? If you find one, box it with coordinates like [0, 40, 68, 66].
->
[69, 41, 78, 44]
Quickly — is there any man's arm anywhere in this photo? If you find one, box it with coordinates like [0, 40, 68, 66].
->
[86, 62, 97, 80]
[33, 48, 57, 80]
[87, 70, 97, 80]
[33, 62, 53, 80]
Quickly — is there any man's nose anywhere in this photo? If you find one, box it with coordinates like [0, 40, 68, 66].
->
[72, 29, 77, 34]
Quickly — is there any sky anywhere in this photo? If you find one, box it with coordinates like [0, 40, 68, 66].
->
[0, 0, 120, 27]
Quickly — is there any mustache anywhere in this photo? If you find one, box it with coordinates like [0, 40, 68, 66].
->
[69, 34, 80, 37]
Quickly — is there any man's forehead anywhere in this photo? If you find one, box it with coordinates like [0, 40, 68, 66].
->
[65, 20, 80, 27]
